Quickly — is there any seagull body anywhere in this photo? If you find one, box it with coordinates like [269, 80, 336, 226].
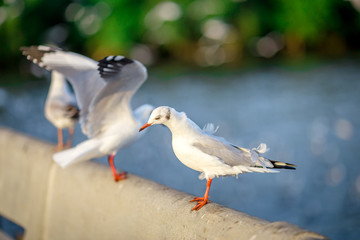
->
[21, 45, 154, 181]
[140, 106, 296, 210]
[45, 71, 79, 150]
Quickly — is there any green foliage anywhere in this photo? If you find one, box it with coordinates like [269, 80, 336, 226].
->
[274, 0, 335, 41]
[0, 0, 359, 72]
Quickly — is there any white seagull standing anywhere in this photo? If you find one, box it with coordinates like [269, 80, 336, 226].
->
[45, 70, 79, 150]
[21, 45, 154, 181]
[139, 106, 296, 211]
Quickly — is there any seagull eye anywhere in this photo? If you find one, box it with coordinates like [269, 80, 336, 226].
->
[154, 116, 161, 120]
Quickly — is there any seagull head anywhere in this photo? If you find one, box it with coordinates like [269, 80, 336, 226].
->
[139, 106, 173, 132]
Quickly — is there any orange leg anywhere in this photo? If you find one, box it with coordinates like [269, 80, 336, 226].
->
[108, 153, 127, 182]
[190, 178, 212, 211]
[56, 128, 64, 150]
[65, 127, 74, 148]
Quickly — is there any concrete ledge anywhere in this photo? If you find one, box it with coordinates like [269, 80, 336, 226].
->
[0, 128, 53, 240]
[0, 127, 327, 240]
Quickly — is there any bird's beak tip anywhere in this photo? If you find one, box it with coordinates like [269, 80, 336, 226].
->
[139, 123, 151, 132]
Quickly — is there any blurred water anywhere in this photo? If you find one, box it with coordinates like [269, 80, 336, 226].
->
[1, 60, 360, 239]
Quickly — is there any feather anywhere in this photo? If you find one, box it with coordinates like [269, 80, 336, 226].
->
[53, 139, 103, 168]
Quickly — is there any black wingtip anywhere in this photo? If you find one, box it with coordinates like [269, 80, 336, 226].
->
[97, 56, 134, 79]
[270, 160, 296, 170]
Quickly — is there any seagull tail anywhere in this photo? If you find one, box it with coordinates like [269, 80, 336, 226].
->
[269, 160, 296, 170]
[53, 139, 102, 168]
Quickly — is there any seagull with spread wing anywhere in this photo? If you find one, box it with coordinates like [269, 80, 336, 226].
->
[21, 45, 154, 181]
[45, 70, 79, 150]
[139, 106, 296, 211]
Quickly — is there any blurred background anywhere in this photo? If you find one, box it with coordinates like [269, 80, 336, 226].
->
[1, 0, 360, 239]
[1, 0, 360, 71]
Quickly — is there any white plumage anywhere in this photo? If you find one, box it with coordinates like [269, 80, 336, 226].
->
[140, 106, 296, 210]
[21, 45, 154, 181]
[44, 71, 79, 149]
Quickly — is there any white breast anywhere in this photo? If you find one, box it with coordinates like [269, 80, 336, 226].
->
[172, 136, 227, 173]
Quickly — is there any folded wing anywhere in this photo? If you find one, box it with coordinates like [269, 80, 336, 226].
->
[193, 134, 273, 168]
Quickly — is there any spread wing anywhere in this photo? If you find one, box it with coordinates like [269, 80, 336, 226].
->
[20, 45, 105, 122]
[84, 55, 148, 137]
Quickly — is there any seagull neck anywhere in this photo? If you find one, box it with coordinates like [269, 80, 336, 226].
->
[49, 75, 68, 96]
[166, 112, 199, 135]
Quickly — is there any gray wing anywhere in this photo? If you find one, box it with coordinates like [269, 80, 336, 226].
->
[20, 45, 105, 120]
[193, 134, 255, 167]
[85, 56, 148, 137]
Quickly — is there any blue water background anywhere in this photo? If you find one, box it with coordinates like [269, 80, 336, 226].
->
[1, 59, 359, 239]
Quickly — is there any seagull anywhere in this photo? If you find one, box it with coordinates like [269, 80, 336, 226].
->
[45, 70, 79, 150]
[139, 106, 296, 211]
[21, 45, 154, 181]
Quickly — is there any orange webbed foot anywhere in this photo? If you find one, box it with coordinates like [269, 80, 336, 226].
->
[190, 197, 204, 203]
[113, 172, 127, 182]
[190, 196, 210, 211]
[191, 199, 209, 211]
[190, 178, 212, 211]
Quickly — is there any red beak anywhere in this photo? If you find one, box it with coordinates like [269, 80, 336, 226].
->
[139, 123, 152, 132]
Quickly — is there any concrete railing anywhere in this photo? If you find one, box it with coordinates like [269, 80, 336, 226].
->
[0, 127, 327, 240]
